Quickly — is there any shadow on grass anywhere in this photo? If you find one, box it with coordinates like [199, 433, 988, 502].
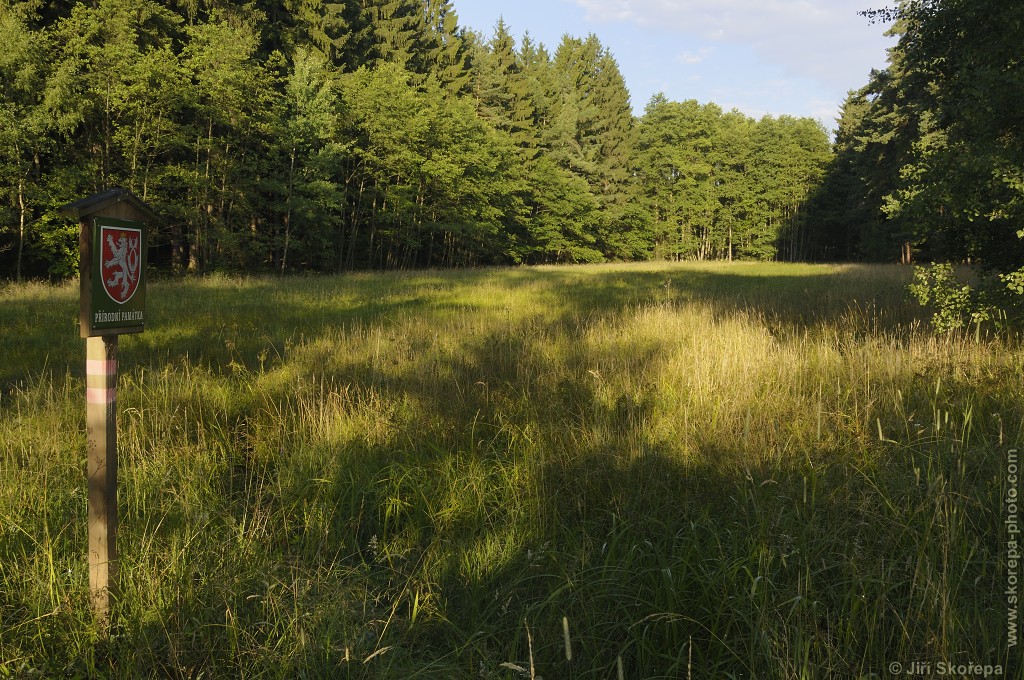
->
[2, 263, 1011, 677]
[374, 282, 1001, 677]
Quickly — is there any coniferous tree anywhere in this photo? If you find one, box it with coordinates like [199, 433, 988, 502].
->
[515, 32, 600, 262]
[804, 89, 875, 260]
[550, 34, 638, 259]
[471, 19, 534, 150]
[417, 0, 470, 93]
[356, 0, 421, 72]
[589, 48, 643, 258]
[807, 14, 944, 263]
[276, 0, 351, 64]
[0, 0, 851, 278]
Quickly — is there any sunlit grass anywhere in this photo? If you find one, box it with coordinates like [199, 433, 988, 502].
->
[1, 262, 1020, 677]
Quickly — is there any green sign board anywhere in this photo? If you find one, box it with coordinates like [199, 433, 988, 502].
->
[83, 216, 146, 336]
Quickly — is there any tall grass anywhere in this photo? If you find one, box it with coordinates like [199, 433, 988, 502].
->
[0, 262, 1020, 677]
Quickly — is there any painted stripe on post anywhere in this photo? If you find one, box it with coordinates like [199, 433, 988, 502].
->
[86, 359, 117, 376]
[86, 387, 116, 405]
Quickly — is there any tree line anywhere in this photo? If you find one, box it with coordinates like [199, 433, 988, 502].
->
[0, 0, 833, 278]
[803, 0, 1023, 326]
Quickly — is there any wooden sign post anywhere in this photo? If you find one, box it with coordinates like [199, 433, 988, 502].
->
[61, 189, 160, 627]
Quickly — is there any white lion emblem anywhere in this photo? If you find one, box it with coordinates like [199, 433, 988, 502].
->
[104, 233, 139, 298]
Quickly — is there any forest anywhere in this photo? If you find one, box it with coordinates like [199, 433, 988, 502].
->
[1, 1, 1021, 300]
[1, 2, 1022, 675]
[1, 0, 833, 278]
[810, 0, 1023, 326]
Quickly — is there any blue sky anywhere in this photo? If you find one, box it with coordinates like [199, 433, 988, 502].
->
[452, 0, 897, 131]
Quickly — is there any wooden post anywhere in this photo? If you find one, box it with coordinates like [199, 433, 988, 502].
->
[62, 189, 163, 629]
[86, 335, 118, 623]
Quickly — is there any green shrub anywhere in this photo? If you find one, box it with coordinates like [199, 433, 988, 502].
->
[908, 263, 1022, 334]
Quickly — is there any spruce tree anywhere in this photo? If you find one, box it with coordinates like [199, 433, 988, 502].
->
[418, 0, 470, 93]
[550, 34, 637, 258]
[471, 19, 536, 154]
[284, 0, 351, 65]
[348, 0, 420, 72]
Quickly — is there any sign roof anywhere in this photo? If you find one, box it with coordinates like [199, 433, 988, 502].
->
[60, 188, 165, 225]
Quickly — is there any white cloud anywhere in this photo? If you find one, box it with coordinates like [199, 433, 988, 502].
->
[676, 47, 712, 65]
[570, 0, 894, 93]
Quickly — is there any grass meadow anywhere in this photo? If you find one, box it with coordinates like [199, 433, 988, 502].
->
[0, 262, 1021, 678]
